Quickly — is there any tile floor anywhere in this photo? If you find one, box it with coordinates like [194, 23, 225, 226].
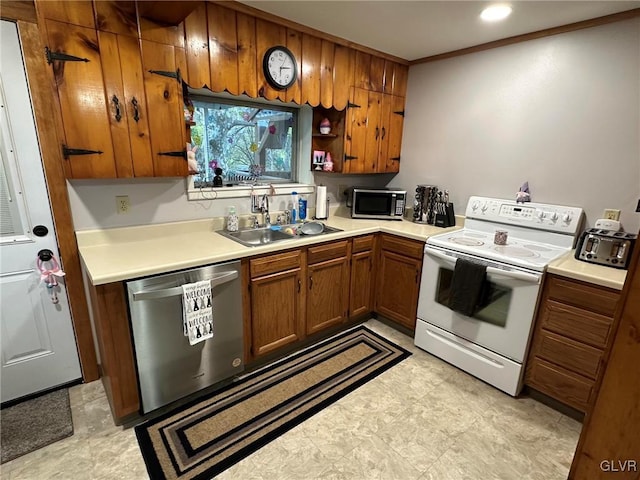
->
[1, 319, 581, 480]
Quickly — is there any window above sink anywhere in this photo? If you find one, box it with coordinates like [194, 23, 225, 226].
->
[186, 91, 314, 201]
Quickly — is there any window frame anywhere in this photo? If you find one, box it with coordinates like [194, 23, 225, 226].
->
[186, 93, 314, 200]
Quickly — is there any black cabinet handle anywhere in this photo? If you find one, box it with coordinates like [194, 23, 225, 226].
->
[298, 279, 301, 293]
[309, 276, 313, 289]
[131, 97, 140, 123]
[381, 127, 386, 140]
[111, 95, 122, 122]
[375, 127, 379, 140]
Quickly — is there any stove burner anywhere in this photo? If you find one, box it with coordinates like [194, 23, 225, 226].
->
[524, 244, 553, 252]
[494, 246, 540, 258]
[449, 237, 485, 246]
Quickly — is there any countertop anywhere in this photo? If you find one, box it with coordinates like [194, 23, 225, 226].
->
[77, 209, 629, 290]
[547, 250, 627, 290]
[77, 208, 462, 285]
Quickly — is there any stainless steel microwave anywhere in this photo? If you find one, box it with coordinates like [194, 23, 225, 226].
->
[347, 188, 407, 220]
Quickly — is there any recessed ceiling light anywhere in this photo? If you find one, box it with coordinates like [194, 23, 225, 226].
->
[480, 4, 512, 22]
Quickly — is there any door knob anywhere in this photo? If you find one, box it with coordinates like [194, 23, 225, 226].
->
[37, 249, 54, 261]
[33, 225, 49, 237]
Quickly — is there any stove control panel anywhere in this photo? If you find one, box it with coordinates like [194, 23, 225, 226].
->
[465, 197, 584, 235]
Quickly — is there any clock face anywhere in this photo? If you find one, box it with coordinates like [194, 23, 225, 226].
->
[263, 46, 297, 90]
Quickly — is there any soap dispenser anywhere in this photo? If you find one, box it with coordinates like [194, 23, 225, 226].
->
[226, 206, 239, 232]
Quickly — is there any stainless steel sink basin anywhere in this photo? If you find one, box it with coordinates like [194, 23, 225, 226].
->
[217, 222, 344, 247]
[217, 227, 296, 247]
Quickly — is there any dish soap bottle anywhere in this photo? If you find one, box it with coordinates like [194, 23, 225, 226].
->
[291, 191, 298, 224]
[298, 194, 307, 222]
[226, 206, 239, 232]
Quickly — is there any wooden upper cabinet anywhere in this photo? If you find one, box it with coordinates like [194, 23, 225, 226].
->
[363, 91, 382, 172]
[93, 1, 137, 37]
[37, 0, 95, 28]
[343, 87, 404, 174]
[378, 94, 405, 173]
[301, 33, 322, 107]
[344, 87, 369, 173]
[391, 63, 409, 98]
[256, 19, 287, 101]
[44, 20, 116, 178]
[184, 2, 211, 89]
[138, 5, 185, 48]
[99, 32, 154, 177]
[332, 45, 355, 111]
[136, 1, 199, 25]
[369, 56, 385, 93]
[319, 40, 335, 108]
[140, 40, 187, 177]
[284, 28, 302, 105]
[354, 51, 371, 90]
[207, 3, 238, 95]
[237, 12, 257, 98]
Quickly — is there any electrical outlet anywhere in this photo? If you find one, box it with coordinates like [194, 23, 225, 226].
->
[337, 184, 348, 199]
[116, 195, 130, 214]
[603, 209, 620, 221]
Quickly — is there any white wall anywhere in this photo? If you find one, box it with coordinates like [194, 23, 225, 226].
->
[389, 18, 640, 232]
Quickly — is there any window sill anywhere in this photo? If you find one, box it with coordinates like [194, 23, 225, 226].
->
[187, 182, 315, 201]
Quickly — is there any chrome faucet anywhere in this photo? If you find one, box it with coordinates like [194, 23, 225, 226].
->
[260, 194, 271, 227]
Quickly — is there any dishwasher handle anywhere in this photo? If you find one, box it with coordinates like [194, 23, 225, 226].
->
[131, 270, 238, 301]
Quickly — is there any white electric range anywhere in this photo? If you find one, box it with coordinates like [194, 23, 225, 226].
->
[414, 196, 584, 396]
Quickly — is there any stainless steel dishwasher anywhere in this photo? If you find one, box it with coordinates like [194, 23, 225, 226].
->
[126, 260, 243, 413]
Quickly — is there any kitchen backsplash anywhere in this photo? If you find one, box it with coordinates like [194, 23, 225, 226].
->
[67, 174, 389, 231]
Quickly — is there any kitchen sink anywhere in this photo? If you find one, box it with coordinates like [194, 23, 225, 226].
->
[217, 223, 343, 247]
[217, 227, 296, 247]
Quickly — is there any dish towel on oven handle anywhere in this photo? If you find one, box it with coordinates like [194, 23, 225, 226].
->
[182, 280, 214, 345]
[449, 258, 486, 316]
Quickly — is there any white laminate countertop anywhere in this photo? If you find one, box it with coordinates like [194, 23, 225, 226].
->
[77, 210, 462, 285]
[547, 250, 627, 290]
[77, 210, 629, 290]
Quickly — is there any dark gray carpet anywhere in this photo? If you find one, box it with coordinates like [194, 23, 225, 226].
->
[1, 389, 74, 464]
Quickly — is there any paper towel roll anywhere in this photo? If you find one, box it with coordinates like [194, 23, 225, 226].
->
[315, 185, 328, 219]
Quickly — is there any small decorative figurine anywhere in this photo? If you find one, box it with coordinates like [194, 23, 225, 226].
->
[516, 181, 531, 203]
[319, 118, 331, 134]
[186, 143, 199, 174]
[323, 152, 333, 172]
[213, 167, 223, 187]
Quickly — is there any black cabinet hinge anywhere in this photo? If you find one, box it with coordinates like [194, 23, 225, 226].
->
[62, 145, 103, 159]
[45, 47, 90, 65]
[393, 110, 405, 117]
[158, 149, 187, 159]
[344, 154, 358, 161]
[149, 68, 182, 83]
[391, 156, 401, 162]
[347, 101, 361, 109]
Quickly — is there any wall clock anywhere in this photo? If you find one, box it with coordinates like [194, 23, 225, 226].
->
[263, 46, 298, 90]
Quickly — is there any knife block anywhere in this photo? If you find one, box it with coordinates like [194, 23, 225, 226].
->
[435, 204, 456, 228]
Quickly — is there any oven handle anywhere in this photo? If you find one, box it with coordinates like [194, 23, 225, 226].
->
[424, 246, 541, 284]
[131, 271, 238, 301]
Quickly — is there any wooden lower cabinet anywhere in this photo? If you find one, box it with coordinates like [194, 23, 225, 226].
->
[306, 256, 350, 334]
[349, 233, 376, 318]
[525, 274, 621, 413]
[375, 234, 424, 329]
[247, 250, 304, 359]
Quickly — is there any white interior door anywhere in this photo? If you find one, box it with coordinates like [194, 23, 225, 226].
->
[0, 21, 81, 403]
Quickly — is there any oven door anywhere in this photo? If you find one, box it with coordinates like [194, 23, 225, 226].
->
[417, 245, 542, 362]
